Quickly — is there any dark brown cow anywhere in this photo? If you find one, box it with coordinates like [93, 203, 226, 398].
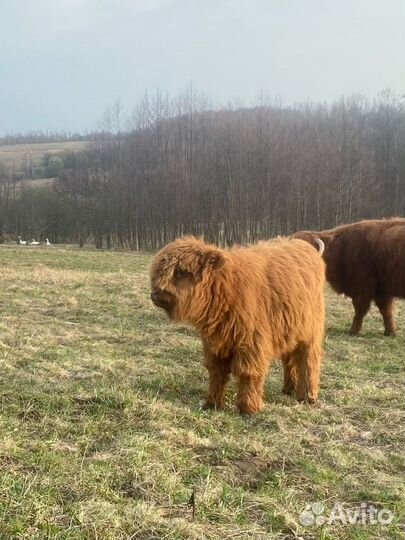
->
[291, 218, 405, 336]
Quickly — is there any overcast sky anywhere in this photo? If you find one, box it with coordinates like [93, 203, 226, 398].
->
[0, 0, 403, 135]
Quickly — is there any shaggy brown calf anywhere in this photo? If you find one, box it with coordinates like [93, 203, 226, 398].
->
[150, 236, 325, 414]
[291, 218, 405, 336]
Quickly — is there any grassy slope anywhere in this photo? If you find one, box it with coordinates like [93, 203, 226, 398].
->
[0, 246, 403, 540]
[0, 141, 90, 170]
[0, 141, 91, 191]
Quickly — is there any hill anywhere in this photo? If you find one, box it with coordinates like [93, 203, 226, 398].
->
[0, 140, 91, 172]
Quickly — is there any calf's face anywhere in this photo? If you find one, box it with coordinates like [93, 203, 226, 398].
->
[150, 258, 195, 320]
[150, 240, 224, 322]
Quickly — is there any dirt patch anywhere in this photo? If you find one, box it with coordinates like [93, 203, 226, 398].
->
[194, 446, 294, 489]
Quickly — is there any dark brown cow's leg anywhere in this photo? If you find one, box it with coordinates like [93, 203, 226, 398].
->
[349, 296, 371, 335]
[375, 295, 396, 336]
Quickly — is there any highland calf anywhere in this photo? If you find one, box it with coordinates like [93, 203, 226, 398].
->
[150, 236, 325, 414]
[291, 218, 405, 336]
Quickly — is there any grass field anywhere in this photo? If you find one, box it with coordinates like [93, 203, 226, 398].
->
[0, 141, 90, 171]
[0, 246, 403, 540]
[0, 141, 91, 192]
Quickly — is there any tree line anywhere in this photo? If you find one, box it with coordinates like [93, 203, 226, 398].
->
[1, 90, 404, 249]
[0, 131, 96, 146]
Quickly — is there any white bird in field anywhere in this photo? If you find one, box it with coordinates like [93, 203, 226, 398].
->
[30, 239, 40, 246]
[46, 238, 51, 246]
[18, 236, 27, 245]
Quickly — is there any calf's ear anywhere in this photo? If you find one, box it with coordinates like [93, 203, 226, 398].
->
[203, 250, 225, 271]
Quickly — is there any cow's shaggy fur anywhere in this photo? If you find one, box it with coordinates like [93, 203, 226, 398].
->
[150, 236, 325, 414]
[291, 218, 405, 336]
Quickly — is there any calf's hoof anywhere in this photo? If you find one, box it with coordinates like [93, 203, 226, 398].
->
[237, 400, 264, 415]
[297, 396, 317, 405]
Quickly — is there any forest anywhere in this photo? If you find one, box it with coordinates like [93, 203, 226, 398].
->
[0, 89, 404, 249]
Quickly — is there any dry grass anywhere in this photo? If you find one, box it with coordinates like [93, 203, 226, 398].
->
[0, 141, 90, 170]
[0, 245, 403, 539]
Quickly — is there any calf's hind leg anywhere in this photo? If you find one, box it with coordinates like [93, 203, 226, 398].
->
[281, 352, 298, 396]
[294, 341, 322, 404]
[375, 295, 396, 336]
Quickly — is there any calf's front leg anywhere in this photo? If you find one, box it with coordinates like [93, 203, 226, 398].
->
[202, 342, 231, 410]
[232, 349, 268, 414]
